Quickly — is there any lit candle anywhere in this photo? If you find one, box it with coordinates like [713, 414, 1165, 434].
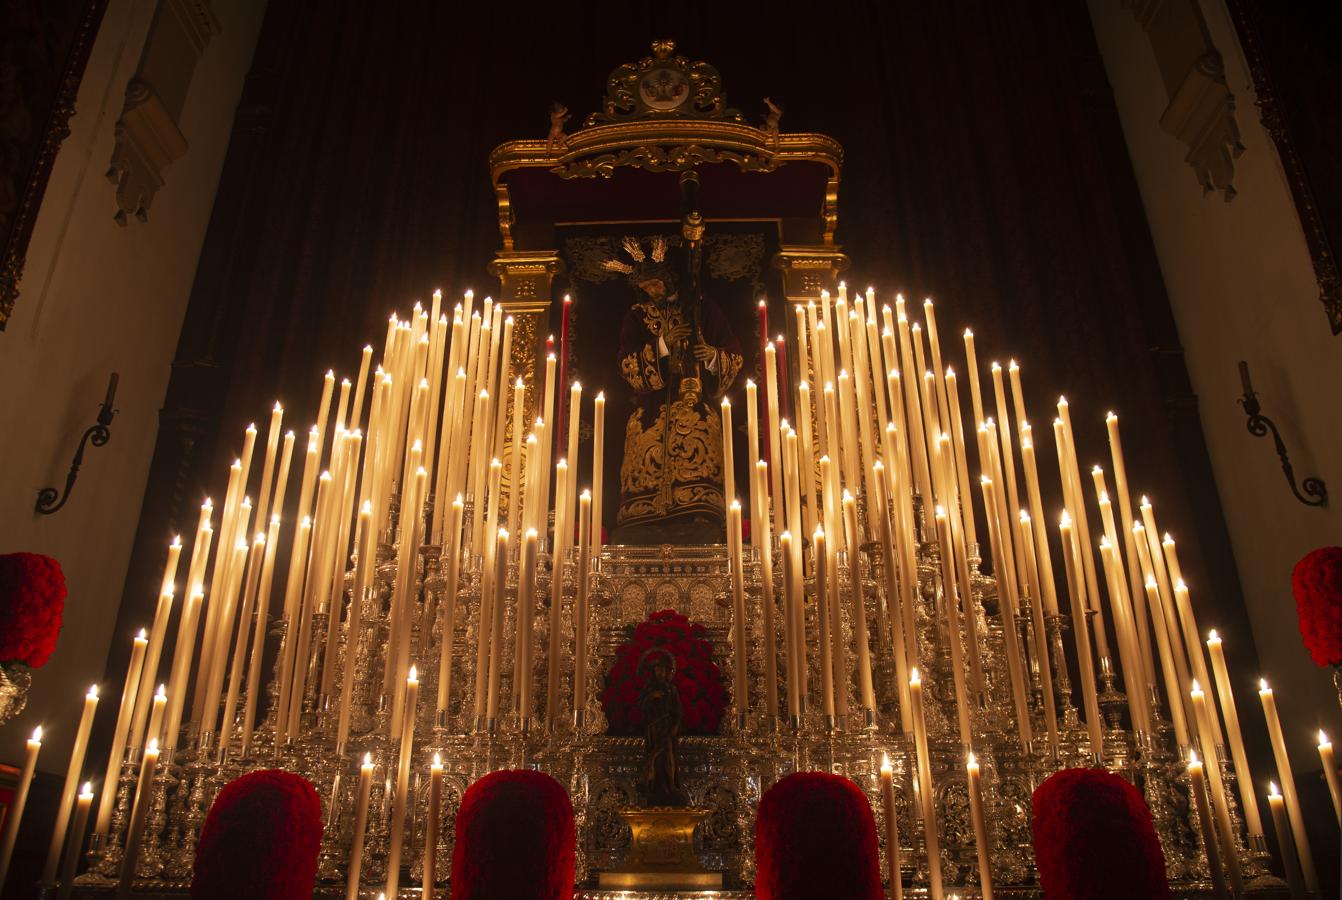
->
[437, 496, 465, 718]
[755, 462, 779, 721]
[1059, 511, 1104, 760]
[934, 507, 974, 750]
[386, 666, 419, 898]
[346, 753, 374, 900]
[424, 753, 444, 896]
[55, 783, 93, 900]
[908, 671, 944, 900]
[720, 397, 735, 516]
[962, 329, 984, 432]
[843, 491, 875, 716]
[1258, 679, 1318, 892]
[0, 726, 42, 888]
[765, 341, 785, 534]
[117, 738, 159, 897]
[545, 459, 569, 725]
[1187, 750, 1229, 900]
[516, 528, 540, 721]
[144, 684, 167, 752]
[780, 531, 804, 720]
[1016, 509, 1059, 755]
[1189, 681, 1243, 894]
[880, 753, 902, 899]
[745, 380, 761, 550]
[574, 494, 593, 723]
[966, 752, 994, 900]
[96, 630, 146, 839]
[1204, 631, 1263, 838]
[1319, 731, 1341, 823]
[42, 685, 99, 887]
[485, 528, 511, 724]
[814, 526, 835, 720]
[1267, 782, 1308, 900]
[592, 391, 606, 563]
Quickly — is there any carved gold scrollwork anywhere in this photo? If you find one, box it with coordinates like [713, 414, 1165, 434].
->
[552, 144, 779, 181]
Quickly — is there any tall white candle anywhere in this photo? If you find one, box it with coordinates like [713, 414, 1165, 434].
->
[96, 631, 146, 839]
[908, 671, 943, 900]
[1258, 679, 1318, 892]
[42, 686, 99, 887]
[346, 754, 374, 900]
[1319, 731, 1341, 824]
[117, 738, 159, 897]
[880, 753, 902, 899]
[55, 783, 93, 900]
[0, 727, 42, 889]
[424, 753, 443, 896]
[1204, 631, 1263, 838]
[1188, 750, 1229, 900]
[967, 752, 994, 900]
[1268, 782, 1307, 900]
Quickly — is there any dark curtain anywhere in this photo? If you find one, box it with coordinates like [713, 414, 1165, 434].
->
[113, 0, 1248, 763]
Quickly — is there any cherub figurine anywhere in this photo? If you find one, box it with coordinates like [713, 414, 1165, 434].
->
[763, 97, 783, 137]
[546, 102, 571, 155]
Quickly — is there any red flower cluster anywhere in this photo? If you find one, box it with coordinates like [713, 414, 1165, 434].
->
[191, 770, 323, 900]
[1031, 767, 1170, 899]
[600, 609, 727, 735]
[0, 553, 66, 669]
[1292, 546, 1342, 667]
[450, 769, 575, 900]
[754, 772, 883, 900]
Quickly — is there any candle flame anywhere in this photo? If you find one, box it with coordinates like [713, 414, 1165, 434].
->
[156, 684, 167, 698]
[990, 361, 1001, 372]
[136, 628, 147, 641]
[1059, 510, 1072, 528]
[1188, 748, 1199, 766]
[32, 725, 42, 741]
[1175, 578, 1187, 591]
[964, 328, 973, 338]
[81, 782, 93, 796]
[1019, 510, 1030, 523]
[433, 752, 442, 766]
[1163, 533, 1174, 544]
[1145, 576, 1157, 589]
[408, 665, 418, 682]
[1268, 781, 1281, 798]
[1207, 629, 1219, 642]
[1190, 679, 1201, 694]
[881, 752, 892, 770]
[967, 751, 978, 768]
[580, 489, 592, 500]
[147, 737, 158, 753]
[1259, 677, 1270, 692]
[363, 752, 372, 766]
[1320, 729, 1330, 746]
[909, 668, 921, 685]
[88, 684, 98, 699]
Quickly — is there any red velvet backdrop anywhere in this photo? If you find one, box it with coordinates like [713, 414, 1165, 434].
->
[108, 0, 1253, 773]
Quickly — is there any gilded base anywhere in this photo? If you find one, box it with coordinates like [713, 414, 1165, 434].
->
[597, 806, 723, 891]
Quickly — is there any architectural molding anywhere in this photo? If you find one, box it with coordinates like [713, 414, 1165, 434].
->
[1124, 0, 1243, 199]
[107, 0, 221, 224]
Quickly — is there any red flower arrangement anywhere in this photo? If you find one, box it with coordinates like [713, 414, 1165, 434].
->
[0, 552, 66, 668]
[450, 769, 575, 900]
[190, 769, 323, 900]
[600, 608, 727, 734]
[1031, 767, 1169, 899]
[754, 771, 883, 900]
[1292, 546, 1342, 667]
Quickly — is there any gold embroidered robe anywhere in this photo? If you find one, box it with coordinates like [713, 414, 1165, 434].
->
[616, 298, 743, 530]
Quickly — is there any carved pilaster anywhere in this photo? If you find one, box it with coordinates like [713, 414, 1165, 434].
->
[489, 250, 564, 424]
[771, 247, 850, 303]
[107, 0, 221, 224]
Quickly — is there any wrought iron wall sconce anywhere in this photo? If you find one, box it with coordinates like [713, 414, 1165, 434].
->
[1238, 361, 1326, 507]
[36, 373, 119, 515]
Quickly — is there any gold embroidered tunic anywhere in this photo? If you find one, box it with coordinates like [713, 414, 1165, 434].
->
[616, 297, 743, 534]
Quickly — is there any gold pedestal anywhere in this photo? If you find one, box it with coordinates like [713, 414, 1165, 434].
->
[597, 806, 723, 891]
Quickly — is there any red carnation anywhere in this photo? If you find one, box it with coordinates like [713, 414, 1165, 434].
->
[601, 608, 727, 735]
[755, 772, 883, 900]
[0, 553, 66, 668]
[1032, 768, 1169, 899]
[1292, 546, 1342, 666]
[450, 769, 575, 900]
[191, 770, 323, 900]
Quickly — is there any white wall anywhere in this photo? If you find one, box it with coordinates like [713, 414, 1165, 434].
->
[0, 0, 267, 771]
[1089, 0, 1342, 769]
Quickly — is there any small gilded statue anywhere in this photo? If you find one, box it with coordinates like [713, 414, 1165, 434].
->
[546, 102, 571, 155]
[637, 648, 687, 806]
[763, 96, 783, 137]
